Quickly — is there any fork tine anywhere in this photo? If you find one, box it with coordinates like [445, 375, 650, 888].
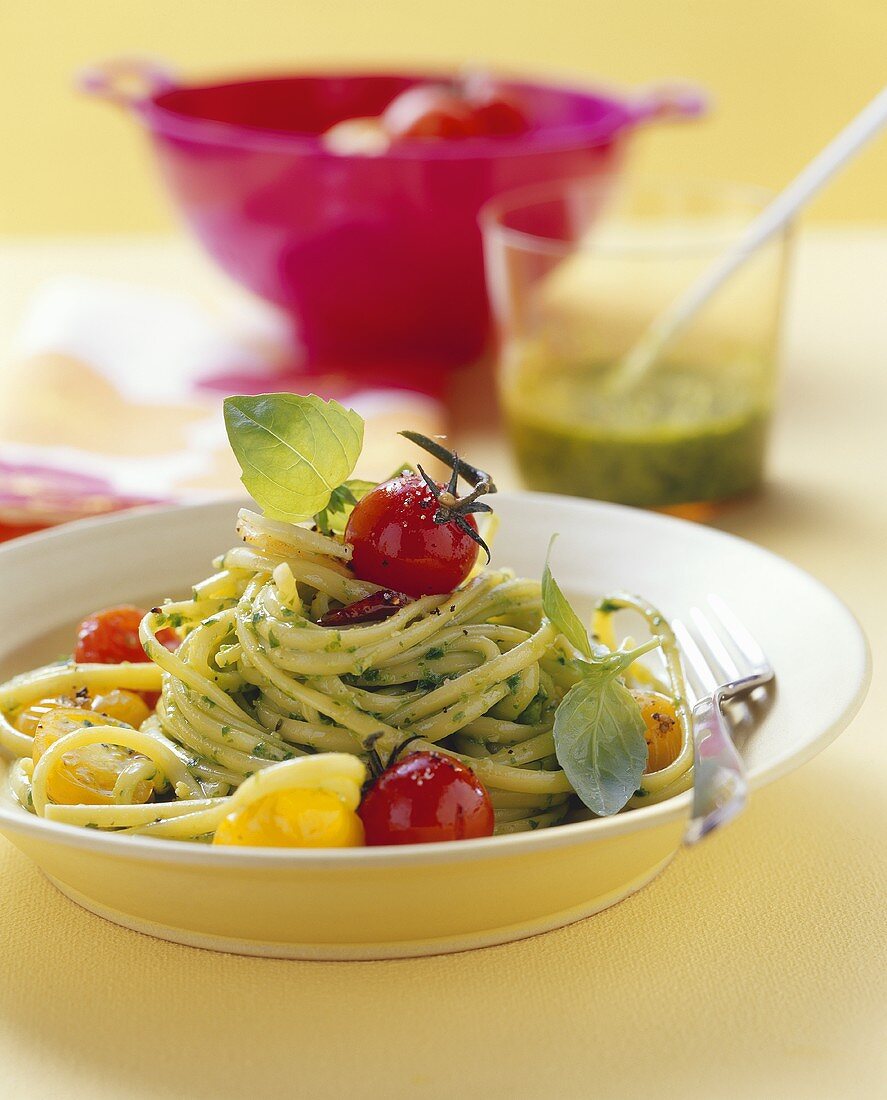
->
[690, 606, 742, 681]
[680, 669, 700, 707]
[673, 619, 718, 697]
[689, 607, 757, 726]
[706, 594, 770, 671]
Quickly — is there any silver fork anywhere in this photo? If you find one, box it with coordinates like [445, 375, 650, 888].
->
[673, 595, 775, 845]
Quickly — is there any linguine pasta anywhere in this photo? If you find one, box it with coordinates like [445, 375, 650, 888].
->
[0, 508, 694, 843]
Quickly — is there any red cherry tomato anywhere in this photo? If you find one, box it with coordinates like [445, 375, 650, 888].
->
[345, 472, 479, 598]
[467, 86, 530, 135]
[383, 85, 480, 140]
[74, 605, 178, 665]
[359, 751, 494, 845]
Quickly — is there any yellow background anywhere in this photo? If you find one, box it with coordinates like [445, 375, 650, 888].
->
[3, 0, 886, 235]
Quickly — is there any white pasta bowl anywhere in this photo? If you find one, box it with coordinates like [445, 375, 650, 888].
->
[0, 493, 870, 959]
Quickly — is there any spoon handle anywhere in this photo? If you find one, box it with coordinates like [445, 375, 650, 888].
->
[617, 84, 887, 390]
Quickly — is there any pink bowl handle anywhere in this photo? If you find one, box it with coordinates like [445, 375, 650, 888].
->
[78, 57, 177, 107]
[628, 82, 708, 125]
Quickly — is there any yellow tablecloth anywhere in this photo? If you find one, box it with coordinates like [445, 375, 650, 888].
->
[1, 231, 885, 1099]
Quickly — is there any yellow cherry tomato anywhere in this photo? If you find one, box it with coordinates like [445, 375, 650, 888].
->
[12, 696, 87, 737]
[213, 788, 365, 848]
[31, 707, 153, 807]
[633, 691, 683, 774]
[90, 689, 152, 728]
[14, 689, 151, 737]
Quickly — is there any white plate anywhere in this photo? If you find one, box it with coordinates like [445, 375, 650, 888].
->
[0, 494, 870, 958]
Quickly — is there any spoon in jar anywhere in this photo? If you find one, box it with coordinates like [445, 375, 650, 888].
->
[613, 84, 887, 392]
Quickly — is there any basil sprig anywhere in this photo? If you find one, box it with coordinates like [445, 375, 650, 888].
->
[544, 539, 661, 816]
[313, 480, 376, 535]
[313, 464, 417, 534]
[553, 647, 659, 816]
[541, 540, 593, 659]
[223, 394, 364, 523]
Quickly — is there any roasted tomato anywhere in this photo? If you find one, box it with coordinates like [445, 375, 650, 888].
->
[213, 788, 365, 848]
[382, 78, 529, 140]
[90, 689, 152, 729]
[633, 690, 683, 773]
[13, 690, 151, 736]
[464, 79, 530, 135]
[31, 706, 153, 806]
[383, 84, 480, 140]
[74, 605, 178, 665]
[359, 751, 494, 845]
[345, 472, 480, 598]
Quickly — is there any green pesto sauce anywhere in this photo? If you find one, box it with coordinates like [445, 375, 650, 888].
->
[505, 361, 771, 508]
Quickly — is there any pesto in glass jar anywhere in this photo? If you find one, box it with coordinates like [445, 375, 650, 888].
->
[503, 356, 772, 508]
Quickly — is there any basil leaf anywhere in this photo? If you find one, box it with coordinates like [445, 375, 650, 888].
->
[541, 538, 592, 659]
[553, 664, 648, 816]
[224, 394, 364, 523]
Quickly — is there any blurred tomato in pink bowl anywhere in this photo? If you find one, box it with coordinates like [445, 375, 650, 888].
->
[83, 61, 704, 369]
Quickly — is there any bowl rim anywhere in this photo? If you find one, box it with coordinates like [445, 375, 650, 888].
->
[0, 492, 871, 869]
[134, 68, 636, 160]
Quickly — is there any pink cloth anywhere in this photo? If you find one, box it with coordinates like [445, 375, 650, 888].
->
[0, 277, 446, 528]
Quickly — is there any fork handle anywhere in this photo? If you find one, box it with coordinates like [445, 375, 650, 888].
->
[684, 691, 748, 845]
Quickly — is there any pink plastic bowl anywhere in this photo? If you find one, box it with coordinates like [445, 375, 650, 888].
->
[83, 62, 704, 368]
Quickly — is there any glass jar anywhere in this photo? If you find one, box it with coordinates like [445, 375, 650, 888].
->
[481, 177, 792, 510]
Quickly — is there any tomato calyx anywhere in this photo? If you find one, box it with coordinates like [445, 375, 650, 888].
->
[360, 731, 424, 782]
[317, 589, 413, 627]
[398, 431, 497, 562]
